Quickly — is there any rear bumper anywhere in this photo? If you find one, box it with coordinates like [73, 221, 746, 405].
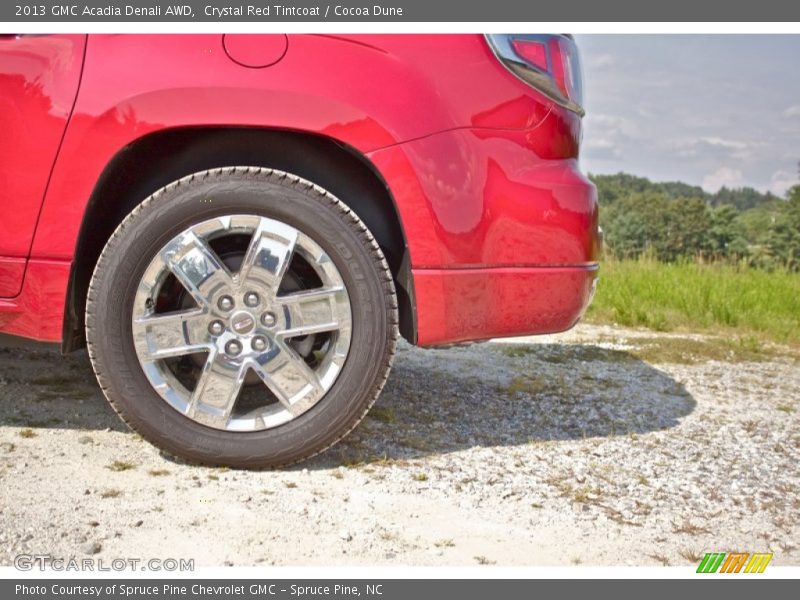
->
[414, 265, 598, 346]
[0, 259, 70, 343]
[370, 113, 601, 346]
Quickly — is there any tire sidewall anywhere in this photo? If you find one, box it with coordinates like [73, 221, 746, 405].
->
[87, 169, 394, 467]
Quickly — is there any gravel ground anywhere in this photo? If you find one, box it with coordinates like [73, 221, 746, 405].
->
[0, 324, 797, 567]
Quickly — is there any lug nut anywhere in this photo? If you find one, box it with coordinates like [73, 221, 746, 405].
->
[217, 295, 234, 311]
[225, 340, 242, 357]
[261, 312, 277, 328]
[252, 336, 268, 352]
[208, 320, 224, 336]
[244, 291, 260, 307]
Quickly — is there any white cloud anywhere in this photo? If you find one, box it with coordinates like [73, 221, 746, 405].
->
[665, 136, 758, 162]
[578, 36, 800, 193]
[700, 136, 748, 150]
[784, 105, 800, 118]
[585, 113, 641, 139]
[768, 170, 798, 196]
[635, 104, 658, 119]
[582, 112, 644, 162]
[674, 146, 698, 158]
[702, 167, 745, 192]
[586, 53, 615, 69]
[584, 138, 622, 160]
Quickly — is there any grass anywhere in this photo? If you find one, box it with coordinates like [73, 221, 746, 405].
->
[679, 548, 704, 563]
[504, 375, 551, 396]
[671, 520, 712, 536]
[586, 258, 800, 345]
[648, 553, 671, 566]
[572, 485, 593, 503]
[495, 340, 771, 367]
[106, 460, 136, 472]
[627, 336, 786, 364]
[367, 406, 396, 424]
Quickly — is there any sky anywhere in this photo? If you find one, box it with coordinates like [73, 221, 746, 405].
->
[575, 35, 800, 196]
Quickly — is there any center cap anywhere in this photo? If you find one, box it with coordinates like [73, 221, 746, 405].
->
[230, 311, 256, 335]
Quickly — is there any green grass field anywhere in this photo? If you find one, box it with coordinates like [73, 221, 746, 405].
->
[585, 259, 800, 346]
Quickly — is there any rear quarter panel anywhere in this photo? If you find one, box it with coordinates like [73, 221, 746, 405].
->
[31, 34, 554, 262]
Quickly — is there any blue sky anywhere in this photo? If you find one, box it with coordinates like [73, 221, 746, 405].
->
[575, 35, 800, 196]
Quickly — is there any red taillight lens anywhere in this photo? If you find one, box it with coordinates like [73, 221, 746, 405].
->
[547, 37, 567, 96]
[510, 39, 548, 72]
[487, 34, 584, 116]
[552, 36, 583, 108]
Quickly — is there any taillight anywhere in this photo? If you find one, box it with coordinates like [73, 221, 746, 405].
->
[486, 34, 585, 116]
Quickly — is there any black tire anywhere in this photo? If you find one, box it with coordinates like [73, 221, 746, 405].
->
[86, 167, 398, 468]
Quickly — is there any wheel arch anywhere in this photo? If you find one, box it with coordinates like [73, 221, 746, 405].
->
[63, 126, 416, 352]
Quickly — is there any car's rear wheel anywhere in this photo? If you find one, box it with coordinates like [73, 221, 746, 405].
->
[86, 167, 398, 468]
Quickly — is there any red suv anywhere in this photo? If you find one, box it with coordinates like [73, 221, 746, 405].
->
[0, 34, 600, 467]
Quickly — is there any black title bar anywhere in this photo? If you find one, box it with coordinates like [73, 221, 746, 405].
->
[3, 579, 796, 599]
[3, 0, 800, 22]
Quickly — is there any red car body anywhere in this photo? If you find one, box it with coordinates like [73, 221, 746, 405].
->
[0, 34, 600, 348]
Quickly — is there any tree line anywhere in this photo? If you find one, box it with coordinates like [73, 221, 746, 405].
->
[591, 173, 800, 271]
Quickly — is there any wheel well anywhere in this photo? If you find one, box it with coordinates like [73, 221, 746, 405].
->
[63, 127, 416, 352]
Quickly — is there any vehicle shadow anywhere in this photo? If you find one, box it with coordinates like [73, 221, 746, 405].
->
[0, 341, 696, 465]
[302, 341, 696, 470]
[0, 347, 127, 433]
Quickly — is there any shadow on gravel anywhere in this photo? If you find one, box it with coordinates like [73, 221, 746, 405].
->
[0, 347, 126, 432]
[303, 342, 697, 469]
[0, 342, 696, 467]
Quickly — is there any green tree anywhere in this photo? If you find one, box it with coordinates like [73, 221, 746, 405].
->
[767, 185, 800, 270]
[706, 204, 749, 259]
[603, 193, 669, 259]
[711, 186, 778, 211]
[593, 171, 795, 267]
[657, 197, 711, 261]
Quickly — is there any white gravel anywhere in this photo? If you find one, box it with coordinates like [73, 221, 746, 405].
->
[0, 324, 797, 566]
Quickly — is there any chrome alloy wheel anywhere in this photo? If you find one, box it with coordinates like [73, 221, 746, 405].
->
[131, 214, 352, 432]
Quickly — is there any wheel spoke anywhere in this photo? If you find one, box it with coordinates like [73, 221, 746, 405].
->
[276, 286, 349, 337]
[132, 212, 353, 433]
[161, 230, 232, 308]
[253, 340, 324, 414]
[238, 219, 298, 295]
[187, 354, 247, 428]
[132, 310, 210, 361]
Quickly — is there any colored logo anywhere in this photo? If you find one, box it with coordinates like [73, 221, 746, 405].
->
[697, 552, 773, 573]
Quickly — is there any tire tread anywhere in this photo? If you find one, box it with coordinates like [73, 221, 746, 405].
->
[86, 167, 398, 468]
